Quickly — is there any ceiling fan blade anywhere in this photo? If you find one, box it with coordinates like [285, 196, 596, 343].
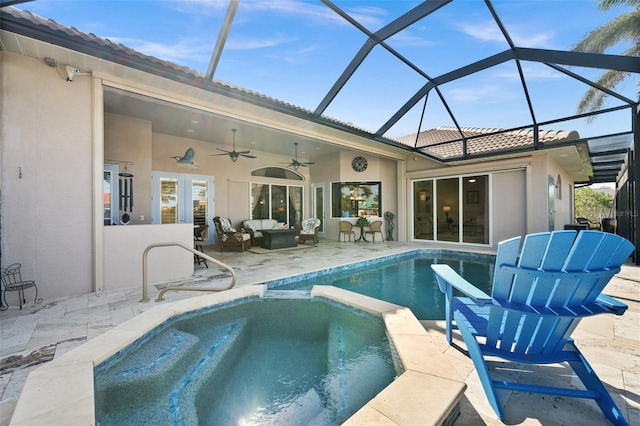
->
[236, 150, 251, 154]
[216, 148, 232, 153]
[239, 153, 256, 158]
[301, 161, 316, 166]
[212, 152, 231, 156]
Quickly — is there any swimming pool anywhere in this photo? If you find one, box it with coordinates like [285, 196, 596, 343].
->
[12, 283, 467, 425]
[271, 250, 495, 320]
[94, 296, 397, 425]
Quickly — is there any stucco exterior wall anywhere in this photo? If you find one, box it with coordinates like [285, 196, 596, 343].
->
[1, 52, 94, 299]
[548, 156, 575, 229]
[309, 152, 342, 240]
[103, 224, 193, 292]
[492, 169, 527, 244]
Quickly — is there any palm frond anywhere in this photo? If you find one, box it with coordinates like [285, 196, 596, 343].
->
[577, 70, 631, 121]
[572, 12, 640, 53]
[599, 0, 640, 12]
[573, 3, 639, 120]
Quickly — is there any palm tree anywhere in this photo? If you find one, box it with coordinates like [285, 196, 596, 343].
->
[571, 0, 640, 118]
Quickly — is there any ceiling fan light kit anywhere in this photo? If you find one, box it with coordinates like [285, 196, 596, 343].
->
[287, 142, 315, 170]
[213, 128, 256, 162]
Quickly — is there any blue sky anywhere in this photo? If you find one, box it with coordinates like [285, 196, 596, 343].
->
[18, 0, 639, 141]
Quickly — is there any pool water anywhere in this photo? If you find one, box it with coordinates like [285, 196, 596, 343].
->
[94, 298, 397, 425]
[274, 253, 495, 320]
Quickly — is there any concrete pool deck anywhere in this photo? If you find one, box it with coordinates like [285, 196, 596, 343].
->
[1, 240, 638, 425]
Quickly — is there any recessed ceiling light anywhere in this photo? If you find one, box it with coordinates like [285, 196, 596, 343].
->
[190, 120, 199, 124]
[186, 129, 194, 133]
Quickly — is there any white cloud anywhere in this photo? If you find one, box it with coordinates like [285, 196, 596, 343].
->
[239, 0, 348, 26]
[388, 32, 438, 47]
[456, 21, 554, 48]
[268, 44, 323, 64]
[226, 33, 297, 50]
[446, 83, 519, 104]
[493, 65, 564, 81]
[457, 21, 505, 43]
[110, 37, 212, 64]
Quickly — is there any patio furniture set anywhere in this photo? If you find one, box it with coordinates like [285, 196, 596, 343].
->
[210, 216, 321, 252]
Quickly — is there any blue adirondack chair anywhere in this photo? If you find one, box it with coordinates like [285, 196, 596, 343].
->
[432, 230, 634, 425]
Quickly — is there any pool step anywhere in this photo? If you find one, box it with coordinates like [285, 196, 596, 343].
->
[262, 289, 312, 299]
[95, 319, 249, 425]
[95, 328, 201, 412]
[170, 318, 249, 425]
[325, 319, 397, 423]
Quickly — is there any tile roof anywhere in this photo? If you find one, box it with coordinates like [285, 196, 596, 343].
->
[395, 126, 580, 160]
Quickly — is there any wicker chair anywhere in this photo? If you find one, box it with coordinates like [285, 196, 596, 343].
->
[338, 221, 355, 242]
[213, 217, 251, 252]
[298, 218, 321, 244]
[193, 224, 209, 267]
[365, 220, 384, 242]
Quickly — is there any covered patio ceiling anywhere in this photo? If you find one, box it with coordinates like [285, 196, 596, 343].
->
[1, 0, 638, 184]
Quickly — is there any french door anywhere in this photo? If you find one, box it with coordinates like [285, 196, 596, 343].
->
[152, 172, 215, 244]
[103, 165, 120, 225]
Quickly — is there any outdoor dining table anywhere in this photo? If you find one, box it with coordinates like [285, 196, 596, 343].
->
[355, 226, 369, 243]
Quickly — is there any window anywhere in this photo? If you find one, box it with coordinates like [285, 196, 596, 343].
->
[160, 178, 179, 224]
[251, 167, 303, 180]
[250, 183, 304, 227]
[556, 174, 562, 200]
[331, 182, 381, 218]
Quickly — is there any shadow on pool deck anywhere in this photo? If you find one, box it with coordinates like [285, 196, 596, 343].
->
[1, 240, 638, 425]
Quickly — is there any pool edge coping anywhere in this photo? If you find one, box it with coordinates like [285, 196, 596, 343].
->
[10, 284, 466, 426]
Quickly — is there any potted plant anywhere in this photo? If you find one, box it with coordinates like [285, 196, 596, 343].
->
[356, 216, 370, 228]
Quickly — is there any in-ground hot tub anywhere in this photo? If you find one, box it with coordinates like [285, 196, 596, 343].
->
[10, 285, 466, 425]
[95, 294, 397, 424]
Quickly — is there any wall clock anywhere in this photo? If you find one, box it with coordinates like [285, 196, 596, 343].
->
[352, 156, 368, 172]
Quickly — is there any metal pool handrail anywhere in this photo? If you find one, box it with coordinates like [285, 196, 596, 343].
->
[141, 242, 237, 302]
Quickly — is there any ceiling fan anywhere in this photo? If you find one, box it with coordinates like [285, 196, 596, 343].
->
[212, 129, 256, 162]
[285, 142, 315, 170]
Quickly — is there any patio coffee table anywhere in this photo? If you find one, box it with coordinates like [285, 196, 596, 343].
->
[260, 229, 299, 249]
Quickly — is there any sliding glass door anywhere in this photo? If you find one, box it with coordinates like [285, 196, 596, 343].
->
[412, 175, 489, 244]
[250, 182, 304, 227]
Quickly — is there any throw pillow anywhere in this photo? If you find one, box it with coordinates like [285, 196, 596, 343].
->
[220, 218, 236, 233]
